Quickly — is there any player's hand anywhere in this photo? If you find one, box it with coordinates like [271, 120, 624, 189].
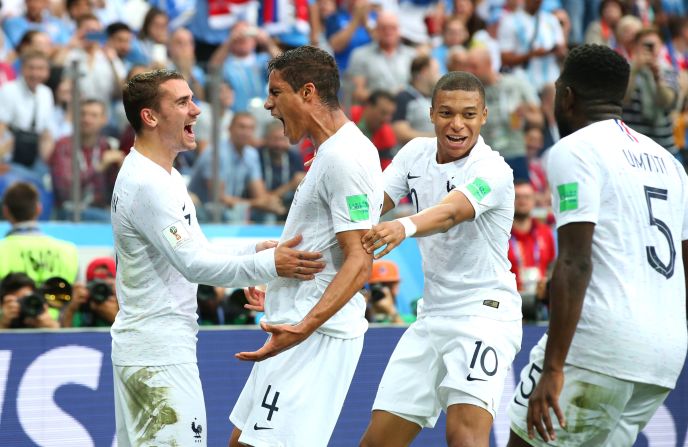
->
[274, 234, 325, 280]
[243, 286, 266, 312]
[235, 321, 311, 361]
[256, 240, 278, 252]
[361, 220, 405, 259]
[526, 369, 565, 442]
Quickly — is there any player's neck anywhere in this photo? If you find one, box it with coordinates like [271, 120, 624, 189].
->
[308, 108, 349, 148]
[133, 135, 175, 173]
[579, 103, 623, 130]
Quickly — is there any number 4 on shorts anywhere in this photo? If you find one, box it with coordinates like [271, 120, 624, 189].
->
[262, 385, 280, 421]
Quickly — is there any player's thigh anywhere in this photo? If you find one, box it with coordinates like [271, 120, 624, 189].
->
[113, 363, 207, 446]
[608, 382, 671, 446]
[232, 333, 363, 447]
[359, 410, 423, 447]
[508, 338, 635, 447]
[372, 318, 447, 429]
[445, 400, 494, 447]
[439, 316, 521, 420]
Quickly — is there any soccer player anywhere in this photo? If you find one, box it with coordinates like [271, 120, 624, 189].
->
[111, 69, 325, 447]
[507, 44, 688, 446]
[229, 46, 384, 447]
[359, 71, 522, 446]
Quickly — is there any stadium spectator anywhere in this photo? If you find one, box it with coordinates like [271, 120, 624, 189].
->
[0, 50, 55, 175]
[508, 43, 688, 447]
[432, 15, 469, 75]
[64, 14, 125, 115]
[623, 26, 680, 156]
[360, 71, 521, 447]
[392, 54, 439, 146]
[49, 75, 74, 141]
[366, 259, 412, 324]
[103, 22, 134, 80]
[325, 0, 375, 72]
[498, 0, 567, 93]
[584, 0, 626, 47]
[2, 0, 71, 48]
[49, 99, 123, 222]
[508, 180, 556, 320]
[209, 21, 282, 113]
[253, 120, 306, 223]
[347, 11, 417, 104]
[0, 182, 79, 284]
[445, 44, 470, 72]
[111, 68, 325, 446]
[63, 0, 93, 34]
[188, 112, 285, 222]
[60, 257, 118, 327]
[194, 79, 235, 155]
[167, 27, 206, 102]
[614, 14, 643, 60]
[467, 45, 542, 181]
[561, 0, 600, 45]
[0, 272, 59, 329]
[229, 46, 383, 447]
[350, 89, 398, 170]
[131, 7, 170, 67]
[524, 123, 551, 207]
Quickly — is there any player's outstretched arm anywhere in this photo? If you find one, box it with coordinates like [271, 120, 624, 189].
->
[236, 229, 372, 361]
[362, 190, 475, 258]
[526, 222, 594, 443]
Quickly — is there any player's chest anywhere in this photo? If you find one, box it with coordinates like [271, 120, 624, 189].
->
[406, 165, 466, 212]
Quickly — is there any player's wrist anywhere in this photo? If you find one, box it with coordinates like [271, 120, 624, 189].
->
[397, 217, 417, 238]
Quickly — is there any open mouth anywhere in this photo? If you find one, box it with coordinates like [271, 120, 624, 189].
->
[447, 135, 468, 144]
[184, 123, 195, 138]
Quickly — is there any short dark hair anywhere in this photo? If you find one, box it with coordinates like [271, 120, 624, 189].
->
[139, 7, 167, 40]
[431, 71, 485, 107]
[558, 44, 629, 105]
[106, 21, 131, 38]
[367, 89, 396, 106]
[410, 54, 432, 80]
[2, 182, 39, 222]
[230, 111, 256, 127]
[267, 46, 340, 109]
[634, 26, 662, 44]
[0, 272, 36, 303]
[123, 69, 184, 133]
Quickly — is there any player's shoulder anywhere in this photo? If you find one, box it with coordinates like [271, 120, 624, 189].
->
[398, 137, 436, 159]
[467, 139, 512, 173]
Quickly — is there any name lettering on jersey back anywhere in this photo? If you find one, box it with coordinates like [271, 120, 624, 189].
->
[622, 148, 668, 175]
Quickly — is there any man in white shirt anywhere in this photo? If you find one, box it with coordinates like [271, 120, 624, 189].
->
[507, 44, 688, 446]
[228, 46, 384, 447]
[111, 69, 325, 447]
[359, 71, 522, 446]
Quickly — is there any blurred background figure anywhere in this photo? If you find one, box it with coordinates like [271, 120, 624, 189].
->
[0, 272, 60, 329]
[508, 180, 556, 321]
[350, 89, 398, 170]
[60, 256, 118, 327]
[365, 259, 414, 324]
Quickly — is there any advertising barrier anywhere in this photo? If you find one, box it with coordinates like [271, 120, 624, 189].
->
[0, 326, 686, 446]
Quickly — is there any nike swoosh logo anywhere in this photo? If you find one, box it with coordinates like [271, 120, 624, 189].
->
[253, 423, 274, 431]
[407, 173, 421, 179]
[466, 374, 487, 382]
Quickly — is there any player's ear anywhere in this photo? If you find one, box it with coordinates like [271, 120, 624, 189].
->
[140, 108, 157, 128]
[301, 82, 315, 102]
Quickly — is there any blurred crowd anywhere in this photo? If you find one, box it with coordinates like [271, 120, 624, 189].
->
[1, 0, 688, 324]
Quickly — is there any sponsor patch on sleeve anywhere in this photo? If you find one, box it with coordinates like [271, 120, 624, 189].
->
[162, 221, 191, 250]
[346, 194, 370, 222]
[466, 177, 492, 201]
[557, 182, 579, 211]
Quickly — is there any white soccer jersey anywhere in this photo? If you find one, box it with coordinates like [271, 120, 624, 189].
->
[111, 149, 277, 366]
[384, 136, 521, 321]
[263, 122, 384, 338]
[547, 119, 688, 388]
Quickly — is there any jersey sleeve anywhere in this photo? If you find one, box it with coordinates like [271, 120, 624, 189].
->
[383, 141, 414, 205]
[128, 181, 277, 287]
[456, 157, 514, 220]
[321, 152, 379, 234]
[546, 138, 601, 228]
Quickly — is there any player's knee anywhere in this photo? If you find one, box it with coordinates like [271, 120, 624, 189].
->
[446, 428, 489, 447]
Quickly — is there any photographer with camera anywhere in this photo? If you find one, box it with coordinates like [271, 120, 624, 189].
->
[60, 257, 119, 328]
[366, 260, 413, 324]
[623, 26, 680, 156]
[0, 272, 59, 329]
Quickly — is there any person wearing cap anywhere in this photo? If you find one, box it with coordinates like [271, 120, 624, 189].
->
[0, 181, 79, 285]
[367, 259, 414, 324]
[60, 257, 119, 328]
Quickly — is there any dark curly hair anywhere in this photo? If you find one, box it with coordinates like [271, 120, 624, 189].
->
[267, 46, 340, 109]
[559, 44, 630, 106]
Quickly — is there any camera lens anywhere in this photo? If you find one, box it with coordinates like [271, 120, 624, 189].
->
[87, 279, 113, 303]
[20, 293, 46, 318]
